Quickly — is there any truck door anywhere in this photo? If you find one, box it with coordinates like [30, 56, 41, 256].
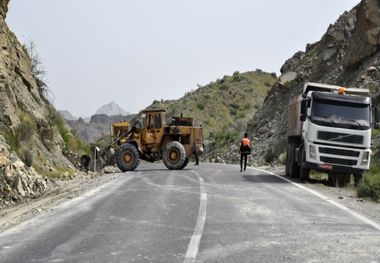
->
[142, 114, 155, 145]
[153, 112, 164, 144]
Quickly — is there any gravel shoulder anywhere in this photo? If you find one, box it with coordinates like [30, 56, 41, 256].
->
[266, 165, 380, 224]
[0, 171, 121, 232]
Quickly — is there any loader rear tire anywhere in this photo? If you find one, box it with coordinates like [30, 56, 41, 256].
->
[163, 141, 186, 170]
[116, 143, 140, 172]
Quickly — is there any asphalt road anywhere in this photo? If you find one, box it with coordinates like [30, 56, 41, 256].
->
[0, 163, 379, 263]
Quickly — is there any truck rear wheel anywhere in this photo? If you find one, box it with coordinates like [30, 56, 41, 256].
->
[163, 141, 186, 170]
[286, 143, 299, 178]
[116, 143, 140, 172]
[299, 150, 310, 181]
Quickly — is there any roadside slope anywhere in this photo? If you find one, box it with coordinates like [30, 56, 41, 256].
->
[147, 70, 277, 162]
[248, 0, 380, 164]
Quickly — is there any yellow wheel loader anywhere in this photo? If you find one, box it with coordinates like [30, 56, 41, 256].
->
[83, 110, 203, 172]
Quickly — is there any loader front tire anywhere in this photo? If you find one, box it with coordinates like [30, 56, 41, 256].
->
[163, 141, 186, 170]
[116, 143, 140, 172]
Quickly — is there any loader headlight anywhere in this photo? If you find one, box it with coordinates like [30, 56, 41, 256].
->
[309, 145, 316, 160]
[361, 152, 369, 166]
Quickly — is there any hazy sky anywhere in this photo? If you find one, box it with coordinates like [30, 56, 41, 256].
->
[7, 0, 360, 117]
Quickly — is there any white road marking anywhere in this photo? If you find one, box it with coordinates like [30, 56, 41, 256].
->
[253, 167, 380, 231]
[184, 170, 207, 263]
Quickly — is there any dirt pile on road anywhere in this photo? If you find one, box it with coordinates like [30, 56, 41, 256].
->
[248, 0, 380, 164]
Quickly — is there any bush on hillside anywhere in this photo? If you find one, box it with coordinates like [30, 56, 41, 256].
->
[15, 114, 36, 143]
[196, 103, 205, 110]
[264, 147, 276, 163]
[23, 41, 50, 100]
[23, 150, 33, 167]
[357, 165, 380, 202]
[220, 84, 229, 91]
[264, 81, 272, 87]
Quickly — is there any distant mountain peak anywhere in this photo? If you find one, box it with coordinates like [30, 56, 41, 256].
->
[95, 102, 129, 116]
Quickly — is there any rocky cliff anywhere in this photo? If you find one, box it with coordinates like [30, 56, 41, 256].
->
[0, 0, 77, 206]
[248, 0, 380, 164]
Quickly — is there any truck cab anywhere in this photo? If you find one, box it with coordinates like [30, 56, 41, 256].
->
[286, 82, 379, 186]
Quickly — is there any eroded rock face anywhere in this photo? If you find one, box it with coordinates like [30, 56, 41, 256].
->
[0, 0, 76, 204]
[0, 135, 49, 205]
[248, 0, 380, 164]
[0, 0, 9, 18]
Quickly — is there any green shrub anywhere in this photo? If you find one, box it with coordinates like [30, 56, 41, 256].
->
[264, 147, 276, 163]
[264, 81, 272, 87]
[196, 103, 205, 110]
[15, 113, 36, 143]
[220, 84, 229, 91]
[278, 152, 287, 165]
[238, 111, 245, 118]
[3, 130, 18, 151]
[229, 103, 239, 110]
[357, 165, 380, 201]
[23, 150, 33, 167]
[241, 103, 251, 111]
[229, 109, 237, 116]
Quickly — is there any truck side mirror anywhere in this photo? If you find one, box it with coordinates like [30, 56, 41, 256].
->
[375, 108, 380, 129]
[300, 99, 308, 121]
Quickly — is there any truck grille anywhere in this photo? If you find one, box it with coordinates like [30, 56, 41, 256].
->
[319, 147, 360, 157]
[320, 156, 357, 166]
[318, 131, 363, 144]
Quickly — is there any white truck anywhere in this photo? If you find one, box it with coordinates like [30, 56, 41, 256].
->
[286, 82, 379, 187]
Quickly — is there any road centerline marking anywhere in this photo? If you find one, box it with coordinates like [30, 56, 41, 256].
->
[184, 170, 207, 263]
[253, 167, 380, 231]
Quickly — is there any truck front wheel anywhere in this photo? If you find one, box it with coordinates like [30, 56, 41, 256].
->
[353, 173, 363, 186]
[328, 173, 350, 187]
[299, 150, 310, 181]
[116, 143, 140, 172]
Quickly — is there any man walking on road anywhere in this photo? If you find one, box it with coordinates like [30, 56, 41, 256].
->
[240, 132, 251, 172]
[192, 143, 199, 166]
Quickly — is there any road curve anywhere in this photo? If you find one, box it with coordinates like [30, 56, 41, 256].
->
[0, 163, 379, 263]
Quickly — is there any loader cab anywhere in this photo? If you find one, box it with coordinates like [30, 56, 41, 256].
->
[141, 110, 165, 145]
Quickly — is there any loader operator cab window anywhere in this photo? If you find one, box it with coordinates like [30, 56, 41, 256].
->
[155, 114, 162, 129]
[145, 114, 153, 130]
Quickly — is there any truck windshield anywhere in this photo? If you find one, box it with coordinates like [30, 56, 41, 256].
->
[311, 98, 370, 130]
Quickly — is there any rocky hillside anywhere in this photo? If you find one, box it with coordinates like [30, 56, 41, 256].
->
[0, 0, 81, 206]
[147, 70, 277, 162]
[95, 101, 129, 116]
[248, 0, 380, 164]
